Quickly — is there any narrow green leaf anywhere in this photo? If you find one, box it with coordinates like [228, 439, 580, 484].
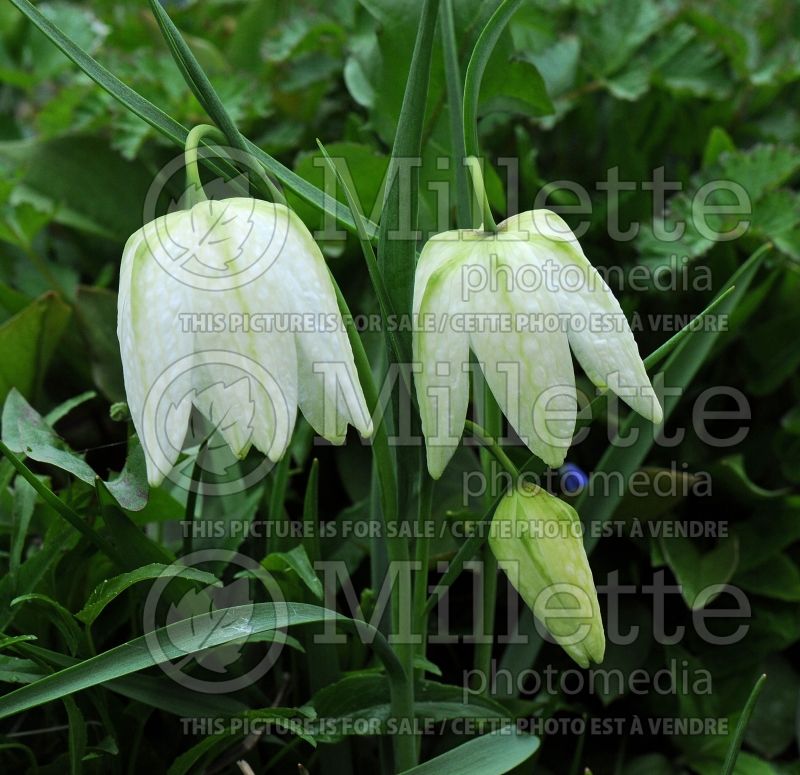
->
[0, 603, 402, 721]
[439, 0, 470, 228]
[398, 727, 539, 774]
[65, 696, 86, 775]
[10, 594, 82, 655]
[9, 475, 36, 577]
[721, 674, 768, 775]
[378, 0, 440, 328]
[317, 138, 407, 366]
[424, 490, 504, 617]
[147, 0, 282, 204]
[43, 391, 96, 426]
[642, 285, 736, 370]
[76, 563, 221, 628]
[463, 0, 524, 159]
[15, 639, 247, 717]
[97, 482, 174, 570]
[303, 458, 321, 564]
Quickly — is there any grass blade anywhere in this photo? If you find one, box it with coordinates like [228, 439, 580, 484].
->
[378, 0, 440, 327]
[721, 673, 767, 775]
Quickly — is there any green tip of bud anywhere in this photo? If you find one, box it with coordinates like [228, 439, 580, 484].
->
[489, 483, 605, 667]
[109, 402, 130, 422]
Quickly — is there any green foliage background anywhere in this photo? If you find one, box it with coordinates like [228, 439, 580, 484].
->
[0, 0, 798, 773]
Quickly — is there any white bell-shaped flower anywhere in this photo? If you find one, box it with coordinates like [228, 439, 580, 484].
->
[118, 197, 372, 487]
[413, 209, 662, 478]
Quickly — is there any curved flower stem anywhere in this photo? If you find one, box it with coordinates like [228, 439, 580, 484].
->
[465, 156, 497, 232]
[183, 123, 227, 205]
[184, 123, 286, 208]
[464, 419, 519, 478]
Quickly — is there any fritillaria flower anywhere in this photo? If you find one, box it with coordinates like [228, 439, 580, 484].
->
[117, 197, 371, 486]
[413, 209, 662, 478]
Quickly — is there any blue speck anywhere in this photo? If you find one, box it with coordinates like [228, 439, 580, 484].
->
[560, 463, 589, 495]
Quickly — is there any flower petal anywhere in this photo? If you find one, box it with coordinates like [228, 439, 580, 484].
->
[263, 204, 372, 443]
[413, 236, 471, 479]
[468, 240, 577, 469]
[502, 210, 662, 424]
[118, 215, 195, 486]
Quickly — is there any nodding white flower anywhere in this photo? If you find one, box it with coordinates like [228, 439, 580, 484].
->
[489, 482, 605, 668]
[413, 209, 662, 478]
[118, 197, 372, 487]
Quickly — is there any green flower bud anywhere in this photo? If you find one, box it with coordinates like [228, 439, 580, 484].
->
[489, 482, 605, 668]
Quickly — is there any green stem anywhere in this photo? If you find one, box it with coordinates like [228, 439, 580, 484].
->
[473, 385, 502, 695]
[440, 0, 471, 229]
[0, 441, 123, 567]
[412, 466, 434, 678]
[183, 124, 227, 206]
[331, 277, 416, 771]
[465, 156, 497, 232]
[464, 420, 518, 478]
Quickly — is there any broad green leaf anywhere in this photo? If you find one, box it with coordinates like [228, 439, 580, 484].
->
[659, 535, 740, 609]
[728, 498, 800, 573]
[2, 387, 96, 485]
[0, 292, 70, 404]
[578, 0, 665, 78]
[734, 555, 800, 603]
[0, 135, 152, 240]
[104, 436, 148, 512]
[2, 389, 146, 509]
